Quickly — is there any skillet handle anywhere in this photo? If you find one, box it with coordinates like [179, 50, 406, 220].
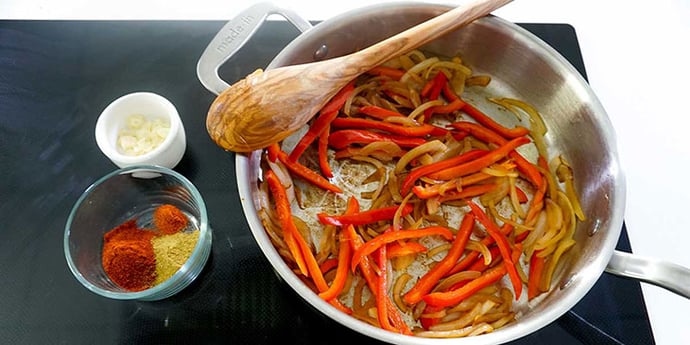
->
[196, 2, 313, 95]
[606, 250, 690, 299]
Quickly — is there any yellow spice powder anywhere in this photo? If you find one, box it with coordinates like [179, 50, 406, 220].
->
[152, 230, 200, 285]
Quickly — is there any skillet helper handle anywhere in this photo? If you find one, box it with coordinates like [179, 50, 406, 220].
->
[196, 2, 313, 95]
[606, 250, 690, 299]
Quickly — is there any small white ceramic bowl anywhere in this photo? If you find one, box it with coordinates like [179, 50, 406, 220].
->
[95, 92, 186, 169]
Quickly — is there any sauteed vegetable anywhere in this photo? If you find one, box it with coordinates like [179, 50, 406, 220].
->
[256, 50, 585, 338]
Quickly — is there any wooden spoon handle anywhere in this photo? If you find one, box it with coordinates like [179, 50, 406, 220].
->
[334, 0, 513, 77]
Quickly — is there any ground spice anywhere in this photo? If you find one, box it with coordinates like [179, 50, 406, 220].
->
[151, 231, 200, 285]
[102, 204, 199, 291]
[102, 220, 156, 291]
[154, 204, 189, 235]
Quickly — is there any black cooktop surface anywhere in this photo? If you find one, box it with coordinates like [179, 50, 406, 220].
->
[0, 19, 654, 344]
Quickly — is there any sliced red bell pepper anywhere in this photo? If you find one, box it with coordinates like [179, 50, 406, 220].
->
[318, 125, 333, 178]
[319, 197, 357, 301]
[423, 72, 448, 121]
[437, 184, 497, 203]
[423, 244, 522, 307]
[442, 82, 460, 102]
[266, 143, 280, 163]
[515, 186, 529, 204]
[319, 258, 339, 274]
[419, 304, 446, 329]
[429, 99, 466, 115]
[318, 232, 352, 301]
[358, 105, 406, 120]
[328, 129, 426, 150]
[265, 169, 307, 276]
[288, 110, 338, 162]
[449, 121, 543, 189]
[288, 80, 355, 161]
[465, 245, 503, 273]
[427, 136, 530, 181]
[340, 200, 411, 334]
[320, 79, 356, 115]
[446, 223, 513, 276]
[525, 175, 548, 223]
[330, 117, 436, 137]
[412, 182, 496, 200]
[367, 66, 405, 80]
[386, 241, 427, 258]
[403, 213, 475, 305]
[528, 250, 546, 300]
[400, 149, 489, 195]
[461, 102, 530, 139]
[350, 226, 455, 272]
[375, 242, 395, 331]
[274, 149, 342, 193]
[317, 204, 413, 227]
[467, 200, 523, 300]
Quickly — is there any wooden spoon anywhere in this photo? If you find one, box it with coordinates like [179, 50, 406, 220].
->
[206, 0, 512, 152]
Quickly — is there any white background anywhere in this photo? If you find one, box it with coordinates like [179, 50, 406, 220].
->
[2, 0, 689, 344]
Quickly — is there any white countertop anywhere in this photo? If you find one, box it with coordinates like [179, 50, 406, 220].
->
[2, 0, 689, 343]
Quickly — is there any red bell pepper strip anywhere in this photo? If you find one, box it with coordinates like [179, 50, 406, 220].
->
[515, 186, 529, 203]
[318, 125, 333, 178]
[446, 223, 513, 276]
[423, 72, 448, 121]
[288, 110, 339, 162]
[340, 199, 411, 334]
[438, 184, 497, 203]
[375, 241, 395, 331]
[377, 242, 413, 335]
[400, 149, 488, 195]
[266, 143, 280, 163]
[317, 204, 413, 227]
[403, 213, 475, 305]
[419, 304, 446, 329]
[442, 82, 460, 102]
[386, 241, 428, 258]
[466, 245, 503, 273]
[319, 197, 358, 301]
[467, 200, 523, 300]
[288, 80, 355, 161]
[528, 250, 546, 300]
[367, 66, 405, 80]
[412, 182, 496, 201]
[329, 129, 427, 149]
[409, 172, 493, 200]
[449, 121, 543, 189]
[423, 244, 522, 307]
[274, 149, 342, 193]
[461, 102, 530, 139]
[350, 226, 454, 272]
[429, 99, 466, 115]
[320, 79, 356, 115]
[330, 117, 437, 137]
[319, 232, 353, 301]
[319, 258, 338, 274]
[420, 78, 435, 98]
[525, 175, 548, 223]
[427, 136, 530, 181]
[265, 169, 308, 276]
[358, 105, 406, 120]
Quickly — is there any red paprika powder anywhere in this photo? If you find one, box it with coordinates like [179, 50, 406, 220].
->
[153, 204, 188, 235]
[102, 220, 156, 291]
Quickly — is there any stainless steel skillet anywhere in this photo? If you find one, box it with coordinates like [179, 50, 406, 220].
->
[197, 2, 690, 344]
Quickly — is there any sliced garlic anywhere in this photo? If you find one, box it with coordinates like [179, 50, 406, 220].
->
[117, 114, 170, 156]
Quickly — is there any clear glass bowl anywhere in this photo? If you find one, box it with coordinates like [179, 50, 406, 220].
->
[64, 165, 212, 301]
